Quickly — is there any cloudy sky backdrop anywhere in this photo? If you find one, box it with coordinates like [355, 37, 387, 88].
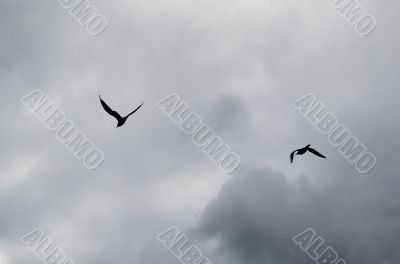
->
[1, 0, 399, 263]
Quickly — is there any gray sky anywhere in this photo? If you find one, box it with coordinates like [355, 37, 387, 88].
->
[1, 0, 399, 263]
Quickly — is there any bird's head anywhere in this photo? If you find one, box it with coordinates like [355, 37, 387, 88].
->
[306, 144, 311, 148]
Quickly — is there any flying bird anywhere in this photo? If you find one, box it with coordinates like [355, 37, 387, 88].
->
[99, 95, 144, 128]
[290, 144, 326, 163]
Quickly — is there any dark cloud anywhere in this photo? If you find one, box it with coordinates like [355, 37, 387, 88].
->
[191, 163, 400, 264]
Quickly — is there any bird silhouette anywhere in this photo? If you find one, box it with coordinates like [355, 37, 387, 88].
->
[290, 144, 326, 163]
[99, 95, 144, 128]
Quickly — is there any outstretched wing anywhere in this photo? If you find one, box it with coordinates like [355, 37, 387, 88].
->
[126, 102, 144, 118]
[99, 95, 122, 121]
[290, 151, 296, 163]
[308, 148, 327, 159]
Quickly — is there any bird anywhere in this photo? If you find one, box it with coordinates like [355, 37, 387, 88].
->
[290, 144, 326, 163]
[99, 95, 144, 128]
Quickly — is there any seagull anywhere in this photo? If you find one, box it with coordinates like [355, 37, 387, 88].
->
[99, 95, 144, 128]
[290, 144, 326, 163]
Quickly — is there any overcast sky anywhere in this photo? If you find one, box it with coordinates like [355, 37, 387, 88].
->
[1, 0, 399, 263]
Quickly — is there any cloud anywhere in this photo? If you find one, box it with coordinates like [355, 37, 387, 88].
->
[191, 163, 400, 264]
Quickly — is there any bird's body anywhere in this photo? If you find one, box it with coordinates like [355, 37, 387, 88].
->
[290, 144, 326, 163]
[99, 95, 144, 127]
[116, 116, 128, 127]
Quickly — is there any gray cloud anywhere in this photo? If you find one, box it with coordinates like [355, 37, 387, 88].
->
[191, 164, 400, 264]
